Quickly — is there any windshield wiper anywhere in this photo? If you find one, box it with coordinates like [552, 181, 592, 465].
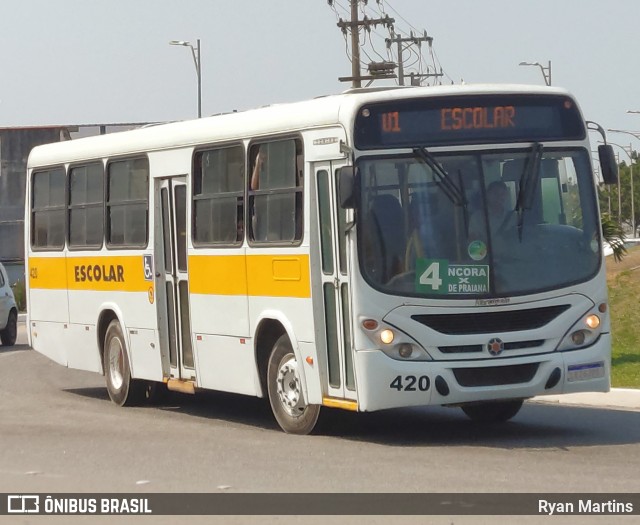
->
[457, 169, 470, 238]
[413, 147, 466, 207]
[514, 143, 543, 240]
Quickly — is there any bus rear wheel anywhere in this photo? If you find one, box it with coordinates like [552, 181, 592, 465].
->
[103, 320, 145, 406]
[267, 334, 320, 434]
[461, 399, 524, 423]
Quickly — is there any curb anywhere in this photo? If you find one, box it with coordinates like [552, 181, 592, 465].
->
[532, 388, 640, 411]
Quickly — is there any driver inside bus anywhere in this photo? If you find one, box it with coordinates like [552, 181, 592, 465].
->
[404, 193, 441, 271]
[470, 180, 514, 241]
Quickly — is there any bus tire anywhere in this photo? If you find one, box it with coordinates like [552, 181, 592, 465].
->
[103, 320, 145, 406]
[461, 399, 524, 423]
[267, 334, 320, 434]
[0, 310, 17, 347]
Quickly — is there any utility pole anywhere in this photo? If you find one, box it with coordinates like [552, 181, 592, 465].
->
[334, 0, 395, 88]
[386, 31, 443, 86]
[349, 0, 361, 87]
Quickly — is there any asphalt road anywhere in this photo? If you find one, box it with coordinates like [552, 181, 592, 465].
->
[1, 321, 640, 524]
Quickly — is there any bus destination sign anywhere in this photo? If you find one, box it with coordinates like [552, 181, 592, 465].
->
[355, 94, 585, 149]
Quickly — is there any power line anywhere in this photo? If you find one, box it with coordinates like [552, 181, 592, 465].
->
[328, 0, 454, 87]
[386, 31, 442, 86]
[378, 0, 420, 34]
[334, 0, 396, 88]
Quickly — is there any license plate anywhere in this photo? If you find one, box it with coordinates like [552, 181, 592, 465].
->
[567, 362, 605, 382]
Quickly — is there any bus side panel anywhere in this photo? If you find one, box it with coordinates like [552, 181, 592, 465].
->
[65, 253, 160, 378]
[128, 328, 164, 382]
[194, 334, 259, 395]
[189, 252, 253, 392]
[188, 253, 250, 336]
[298, 341, 323, 405]
[65, 323, 102, 373]
[29, 320, 68, 367]
[66, 288, 106, 374]
[28, 255, 69, 366]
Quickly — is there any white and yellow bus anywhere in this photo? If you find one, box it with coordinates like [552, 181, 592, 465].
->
[26, 85, 618, 434]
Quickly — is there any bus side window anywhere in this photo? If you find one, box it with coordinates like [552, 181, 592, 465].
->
[106, 158, 149, 248]
[249, 139, 303, 244]
[31, 168, 66, 250]
[193, 145, 245, 245]
[69, 162, 104, 249]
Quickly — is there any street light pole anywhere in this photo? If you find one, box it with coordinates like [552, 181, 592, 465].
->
[519, 60, 552, 86]
[169, 39, 202, 118]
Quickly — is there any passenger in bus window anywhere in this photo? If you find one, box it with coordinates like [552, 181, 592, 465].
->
[249, 142, 304, 243]
[250, 147, 266, 190]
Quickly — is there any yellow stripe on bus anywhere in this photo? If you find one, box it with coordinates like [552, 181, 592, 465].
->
[29, 256, 152, 292]
[29, 253, 311, 298]
[246, 254, 310, 298]
[188, 255, 248, 295]
[189, 254, 310, 298]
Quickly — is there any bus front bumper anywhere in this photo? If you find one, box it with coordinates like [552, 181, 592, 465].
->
[353, 333, 611, 412]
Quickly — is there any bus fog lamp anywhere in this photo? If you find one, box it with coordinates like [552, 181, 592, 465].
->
[397, 343, 413, 358]
[585, 314, 600, 329]
[571, 330, 586, 346]
[380, 329, 395, 344]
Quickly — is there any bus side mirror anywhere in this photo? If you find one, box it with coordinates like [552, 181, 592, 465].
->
[599, 144, 618, 185]
[338, 166, 356, 209]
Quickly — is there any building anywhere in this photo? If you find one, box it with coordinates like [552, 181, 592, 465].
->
[0, 124, 153, 284]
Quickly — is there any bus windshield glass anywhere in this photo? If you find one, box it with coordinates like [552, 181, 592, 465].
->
[357, 148, 601, 298]
[355, 94, 586, 149]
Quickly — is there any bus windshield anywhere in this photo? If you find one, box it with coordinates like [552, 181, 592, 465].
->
[357, 148, 601, 298]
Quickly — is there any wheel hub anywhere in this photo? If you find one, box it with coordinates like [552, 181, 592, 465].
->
[276, 357, 305, 417]
[108, 338, 125, 390]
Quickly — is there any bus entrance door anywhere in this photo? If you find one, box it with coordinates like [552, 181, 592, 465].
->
[315, 162, 357, 404]
[157, 177, 196, 385]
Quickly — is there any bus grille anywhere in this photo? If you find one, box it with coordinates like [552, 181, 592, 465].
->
[412, 305, 570, 335]
[452, 363, 539, 387]
[438, 340, 544, 354]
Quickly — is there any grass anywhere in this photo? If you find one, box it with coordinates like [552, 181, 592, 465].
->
[607, 245, 640, 387]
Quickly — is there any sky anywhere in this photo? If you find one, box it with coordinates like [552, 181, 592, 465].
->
[1, 0, 640, 152]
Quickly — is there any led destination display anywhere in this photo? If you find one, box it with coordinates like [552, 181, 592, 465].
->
[355, 94, 586, 149]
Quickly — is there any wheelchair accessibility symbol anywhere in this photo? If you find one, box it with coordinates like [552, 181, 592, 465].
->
[143, 255, 153, 281]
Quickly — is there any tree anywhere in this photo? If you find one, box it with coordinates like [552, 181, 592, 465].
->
[601, 213, 627, 262]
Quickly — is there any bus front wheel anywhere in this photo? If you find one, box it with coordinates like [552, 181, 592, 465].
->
[267, 334, 320, 434]
[103, 320, 145, 406]
[461, 399, 524, 423]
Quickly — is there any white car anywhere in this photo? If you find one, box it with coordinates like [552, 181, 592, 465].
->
[0, 263, 18, 346]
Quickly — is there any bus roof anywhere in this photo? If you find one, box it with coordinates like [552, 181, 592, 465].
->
[28, 84, 575, 168]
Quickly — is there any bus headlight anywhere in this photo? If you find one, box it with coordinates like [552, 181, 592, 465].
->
[585, 314, 600, 330]
[359, 317, 432, 361]
[557, 311, 603, 351]
[380, 329, 395, 344]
